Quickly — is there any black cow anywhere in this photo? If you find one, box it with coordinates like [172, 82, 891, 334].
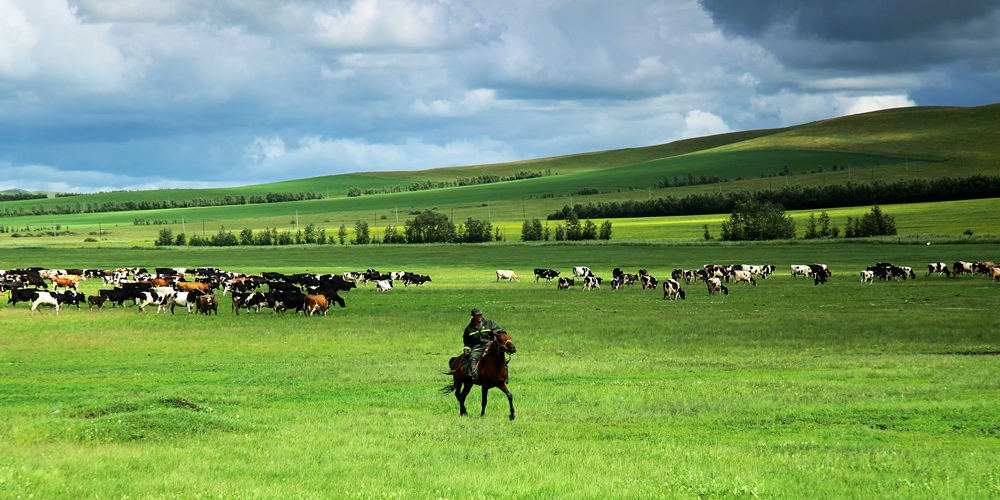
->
[273, 291, 306, 313]
[404, 275, 431, 286]
[8, 288, 42, 306]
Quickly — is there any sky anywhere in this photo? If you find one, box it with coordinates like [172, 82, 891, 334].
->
[1, 0, 999, 193]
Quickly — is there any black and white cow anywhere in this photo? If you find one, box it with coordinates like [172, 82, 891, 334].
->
[732, 270, 757, 286]
[860, 270, 875, 284]
[662, 279, 686, 300]
[927, 262, 951, 277]
[953, 261, 974, 277]
[557, 277, 575, 290]
[572, 266, 591, 278]
[640, 275, 658, 289]
[706, 278, 729, 296]
[790, 265, 812, 279]
[582, 276, 602, 291]
[534, 268, 560, 283]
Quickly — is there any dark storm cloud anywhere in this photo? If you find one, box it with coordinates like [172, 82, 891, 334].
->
[699, 0, 1000, 70]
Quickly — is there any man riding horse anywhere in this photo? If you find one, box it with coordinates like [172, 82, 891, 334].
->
[463, 308, 505, 381]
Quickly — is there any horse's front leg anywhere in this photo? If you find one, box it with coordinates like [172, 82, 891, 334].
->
[457, 381, 472, 416]
[480, 385, 490, 417]
[500, 382, 514, 421]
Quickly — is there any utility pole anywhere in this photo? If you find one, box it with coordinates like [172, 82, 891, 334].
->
[181, 215, 185, 235]
[295, 210, 299, 231]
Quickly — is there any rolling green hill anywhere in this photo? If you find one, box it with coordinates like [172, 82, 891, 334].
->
[1, 103, 998, 245]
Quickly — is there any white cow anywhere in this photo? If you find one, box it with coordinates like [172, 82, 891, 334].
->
[732, 270, 757, 286]
[860, 270, 875, 284]
[376, 280, 393, 292]
[707, 278, 729, 296]
[496, 270, 520, 282]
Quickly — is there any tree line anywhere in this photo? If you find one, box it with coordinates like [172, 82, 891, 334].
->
[155, 211, 506, 247]
[347, 170, 550, 197]
[0, 192, 324, 218]
[548, 174, 1000, 220]
[0, 192, 50, 202]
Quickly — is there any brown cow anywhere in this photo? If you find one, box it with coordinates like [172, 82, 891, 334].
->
[303, 294, 328, 316]
[177, 281, 210, 293]
[52, 276, 80, 291]
[196, 295, 218, 315]
[149, 278, 173, 288]
[992, 267, 1000, 283]
[88, 295, 108, 311]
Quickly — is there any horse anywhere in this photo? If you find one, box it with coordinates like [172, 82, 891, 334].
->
[441, 331, 517, 420]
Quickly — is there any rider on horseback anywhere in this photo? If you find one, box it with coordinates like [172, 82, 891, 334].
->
[463, 308, 504, 381]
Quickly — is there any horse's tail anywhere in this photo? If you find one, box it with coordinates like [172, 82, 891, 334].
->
[440, 356, 462, 393]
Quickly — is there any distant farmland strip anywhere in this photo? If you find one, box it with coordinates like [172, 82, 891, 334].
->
[548, 174, 1000, 220]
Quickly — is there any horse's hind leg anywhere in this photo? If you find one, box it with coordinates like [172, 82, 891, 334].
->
[500, 383, 514, 421]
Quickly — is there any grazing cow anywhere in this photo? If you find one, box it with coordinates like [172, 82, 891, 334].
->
[790, 265, 813, 278]
[992, 267, 1000, 283]
[732, 270, 757, 286]
[376, 280, 393, 292]
[572, 266, 591, 278]
[810, 264, 831, 285]
[163, 290, 205, 314]
[953, 261, 974, 277]
[88, 295, 109, 310]
[975, 261, 998, 276]
[662, 279, 686, 300]
[621, 274, 637, 287]
[557, 277, 575, 290]
[860, 270, 875, 284]
[30, 291, 60, 315]
[706, 278, 729, 296]
[303, 294, 329, 316]
[612, 268, 624, 280]
[176, 281, 211, 293]
[610, 276, 622, 290]
[671, 269, 684, 281]
[640, 275, 658, 289]
[496, 270, 520, 282]
[705, 265, 731, 282]
[273, 291, 306, 313]
[533, 268, 560, 283]
[927, 263, 951, 277]
[692, 269, 709, 282]
[196, 295, 219, 315]
[582, 276, 602, 291]
[760, 265, 776, 279]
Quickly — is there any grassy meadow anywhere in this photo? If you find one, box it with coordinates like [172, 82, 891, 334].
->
[2, 244, 1000, 499]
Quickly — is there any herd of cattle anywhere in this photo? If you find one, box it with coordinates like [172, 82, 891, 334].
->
[0, 267, 432, 315]
[497, 260, 999, 299]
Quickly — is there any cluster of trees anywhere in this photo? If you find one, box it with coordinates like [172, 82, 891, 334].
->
[0, 191, 324, 218]
[523, 214, 612, 241]
[845, 206, 897, 238]
[346, 170, 549, 197]
[156, 224, 331, 247]
[719, 203, 897, 241]
[0, 192, 49, 202]
[548, 174, 1000, 220]
[656, 172, 726, 188]
[720, 200, 797, 241]
[350, 211, 500, 244]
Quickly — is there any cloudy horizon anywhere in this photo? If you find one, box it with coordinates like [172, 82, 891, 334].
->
[2, 0, 998, 193]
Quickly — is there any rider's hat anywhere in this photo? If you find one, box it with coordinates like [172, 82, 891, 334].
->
[470, 308, 483, 316]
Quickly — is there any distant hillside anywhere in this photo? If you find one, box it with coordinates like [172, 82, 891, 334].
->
[1, 103, 998, 218]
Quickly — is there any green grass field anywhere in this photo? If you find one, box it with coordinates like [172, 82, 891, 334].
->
[2, 244, 999, 499]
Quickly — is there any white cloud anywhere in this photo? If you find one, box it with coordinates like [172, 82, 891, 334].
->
[0, 0, 133, 93]
[682, 110, 731, 138]
[0, 161, 229, 193]
[311, 0, 501, 51]
[409, 89, 499, 117]
[835, 95, 916, 116]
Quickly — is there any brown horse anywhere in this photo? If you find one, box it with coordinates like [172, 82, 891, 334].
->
[441, 331, 517, 420]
